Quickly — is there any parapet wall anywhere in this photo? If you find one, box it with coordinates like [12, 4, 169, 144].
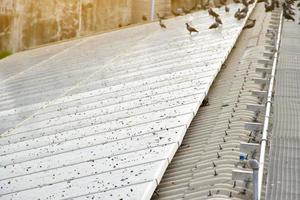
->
[0, 0, 197, 52]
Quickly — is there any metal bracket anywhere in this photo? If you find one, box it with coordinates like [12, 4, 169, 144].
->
[232, 169, 253, 181]
[252, 90, 268, 98]
[264, 45, 276, 52]
[240, 142, 260, 155]
[253, 78, 269, 85]
[258, 59, 273, 66]
[245, 122, 263, 131]
[263, 52, 274, 58]
[247, 104, 265, 112]
[256, 67, 272, 73]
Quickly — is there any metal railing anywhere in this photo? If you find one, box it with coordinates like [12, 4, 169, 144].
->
[257, 10, 284, 200]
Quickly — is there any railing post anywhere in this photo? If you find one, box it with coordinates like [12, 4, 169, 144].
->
[150, 0, 155, 21]
[249, 159, 259, 200]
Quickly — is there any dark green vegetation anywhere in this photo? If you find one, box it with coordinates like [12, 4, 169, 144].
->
[0, 50, 12, 59]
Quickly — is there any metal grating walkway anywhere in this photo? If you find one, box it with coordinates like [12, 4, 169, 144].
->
[266, 7, 300, 200]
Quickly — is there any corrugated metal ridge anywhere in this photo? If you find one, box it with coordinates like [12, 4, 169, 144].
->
[153, 3, 282, 200]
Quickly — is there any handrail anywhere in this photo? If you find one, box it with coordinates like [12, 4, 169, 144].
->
[257, 11, 284, 200]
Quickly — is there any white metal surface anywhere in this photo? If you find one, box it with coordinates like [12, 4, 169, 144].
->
[0, 4, 250, 200]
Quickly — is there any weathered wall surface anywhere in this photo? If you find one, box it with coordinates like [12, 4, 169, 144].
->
[0, 0, 13, 51]
[80, 0, 133, 34]
[131, 0, 171, 24]
[0, 0, 132, 52]
[0, 0, 199, 52]
[171, 0, 198, 10]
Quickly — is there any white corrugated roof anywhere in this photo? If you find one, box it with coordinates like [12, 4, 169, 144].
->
[0, 4, 249, 200]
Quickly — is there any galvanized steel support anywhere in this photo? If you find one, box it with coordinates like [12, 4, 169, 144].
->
[257, 11, 283, 200]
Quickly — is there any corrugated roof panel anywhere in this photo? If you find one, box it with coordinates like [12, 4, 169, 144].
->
[1, 4, 251, 199]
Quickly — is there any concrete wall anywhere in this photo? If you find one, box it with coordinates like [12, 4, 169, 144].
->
[0, 0, 199, 52]
[171, 0, 198, 10]
[131, 0, 171, 23]
[0, 0, 132, 52]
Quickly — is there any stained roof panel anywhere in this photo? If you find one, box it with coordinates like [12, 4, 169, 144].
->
[0, 4, 251, 200]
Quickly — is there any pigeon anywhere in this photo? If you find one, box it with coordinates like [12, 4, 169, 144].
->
[283, 11, 295, 21]
[234, 8, 241, 18]
[186, 23, 199, 35]
[209, 22, 220, 29]
[265, 2, 275, 12]
[288, 9, 296, 15]
[208, 190, 212, 196]
[242, 0, 249, 6]
[240, 5, 249, 14]
[156, 13, 167, 20]
[238, 12, 247, 20]
[159, 19, 166, 28]
[220, 0, 227, 5]
[201, 98, 209, 106]
[201, 0, 211, 10]
[235, 9, 247, 20]
[286, 0, 295, 5]
[243, 19, 256, 29]
[283, 2, 295, 10]
[274, 0, 280, 8]
[183, 7, 192, 14]
[208, 8, 219, 17]
[142, 15, 147, 21]
[215, 16, 223, 24]
[225, 5, 230, 12]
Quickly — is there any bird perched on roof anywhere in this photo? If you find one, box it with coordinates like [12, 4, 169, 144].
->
[201, 98, 209, 106]
[225, 5, 230, 12]
[156, 13, 167, 20]
[185, 23, 199, 35]
[209, 22, 220, 29]
[242, 0, 249, 7]
[220, 0, 227, 6]
[274, 0, 280, 8]
[283, 2, 295, 11]
[285, 0, 295, 5]
[142, 15, 147, 21]
[201, 0, 211, 10]
[283, 10, 295, 21]
[243, 19, 256, 29]
[159, 19, 166, 28]
[215, 16, 223, 24]
[234, 8, 241, 18]
[208, 8, 219, 17]
[265, 2, 275, 12]
[234, 9, 247, 20]
[248, 0, 255, 4]
[240, 5, 249, 14]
